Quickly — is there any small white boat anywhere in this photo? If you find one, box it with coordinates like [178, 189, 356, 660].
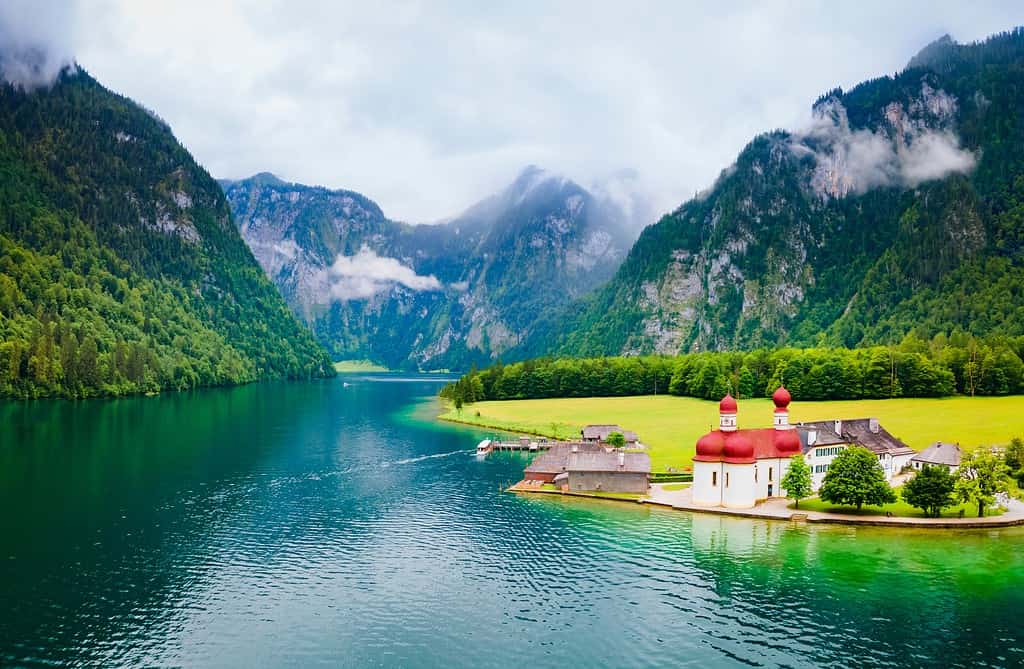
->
[475, 439, 492, 457]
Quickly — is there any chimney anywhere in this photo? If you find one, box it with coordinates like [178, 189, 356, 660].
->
[869, 418, 879, 434]
[572, 443, 579, 454]
[834, 420, 842, 435]
[808, 430, 817, 446]
[618, 451, 625, 468]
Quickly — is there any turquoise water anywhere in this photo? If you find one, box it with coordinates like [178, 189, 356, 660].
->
[1, 375, 1022, 667]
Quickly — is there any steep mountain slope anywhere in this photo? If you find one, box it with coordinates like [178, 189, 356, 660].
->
[0, 66, 333, 398]
[533, 29, 1024, 358]
[223, 167, 633, 369]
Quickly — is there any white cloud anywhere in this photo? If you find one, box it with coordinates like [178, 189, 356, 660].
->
[7, 1, 1024, 219]
[792, 95, 977, 198]
[272, 240, 298, 260]
[326, 247, 441, 301]
[899, 130, 978, 185]
[0, 0, 75, 89]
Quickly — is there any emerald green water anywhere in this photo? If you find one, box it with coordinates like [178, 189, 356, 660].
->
[1, 375, 1022, 667]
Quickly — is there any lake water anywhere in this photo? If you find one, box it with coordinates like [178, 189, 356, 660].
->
[1, 375, 1022, 667]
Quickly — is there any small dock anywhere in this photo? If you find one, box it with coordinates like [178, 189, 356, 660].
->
[477, 436, 586, 456]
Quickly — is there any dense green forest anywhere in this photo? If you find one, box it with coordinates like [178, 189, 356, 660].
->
[442, 333, 1024, 405]
[0, 67, 333, 399]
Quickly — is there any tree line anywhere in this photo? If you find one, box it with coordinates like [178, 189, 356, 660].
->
[441, 333, 1024, 405]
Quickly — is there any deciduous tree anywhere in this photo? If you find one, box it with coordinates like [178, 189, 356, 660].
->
[819, 446, 897, 511]
[956, 449, 1010, 517]
[902, 465, 957, 517]
[781, 454, 812, 508]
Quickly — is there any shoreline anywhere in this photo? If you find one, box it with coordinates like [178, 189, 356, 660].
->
[438, 394, 1024, 473]
[508, 481, 1024, 529]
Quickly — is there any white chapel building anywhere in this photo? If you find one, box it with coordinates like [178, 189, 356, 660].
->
[692, 387, 915, 509]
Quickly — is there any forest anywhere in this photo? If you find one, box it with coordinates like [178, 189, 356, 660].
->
[441, 333, 1024, 406]
[0, 67, 333, 399]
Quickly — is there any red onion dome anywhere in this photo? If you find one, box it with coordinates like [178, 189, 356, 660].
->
[696, 432, 726, 457]
[719, 394, 738, 412]
[774, 429, 802, 454]
[772, 386, 791, 409]
[723, 433, 754, 460]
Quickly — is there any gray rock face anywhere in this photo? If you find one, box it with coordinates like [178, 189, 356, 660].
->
[223, 167, 634, 369]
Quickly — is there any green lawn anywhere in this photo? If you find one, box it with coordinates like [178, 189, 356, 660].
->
[790, 495, 1004, 518]
[334, 360, 390, 373]
[660, 483, 692, 491]
[439, 394, 1024, 472]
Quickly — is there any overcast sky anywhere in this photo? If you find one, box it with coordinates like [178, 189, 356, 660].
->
[4, 1, 1024, 223]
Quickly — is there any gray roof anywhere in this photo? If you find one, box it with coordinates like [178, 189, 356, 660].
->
[524, 443, 606, 475]
[912, 442, 962, 467]
[581, 424, 639, 442]
[796, 418, 915, 456]
[566, 451, 651, 474]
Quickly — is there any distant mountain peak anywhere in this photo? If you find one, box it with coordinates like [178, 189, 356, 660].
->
[907, 33, 958, 70]
[247, 172, 289, 187]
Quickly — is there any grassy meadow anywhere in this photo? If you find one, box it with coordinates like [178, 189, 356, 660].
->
[439, 394, 1024, 471]
[788, 495, 1002, 519]
[334, 360, 390, 373]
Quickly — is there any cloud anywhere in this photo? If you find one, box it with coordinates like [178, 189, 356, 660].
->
[899, 130, 978, 185]
[272, 240, 298, 260]
[0, 0, 76, 89]
[792, 96, 976, 198]
[3, 2, 1022, 220]
[326, 247, 442, 301]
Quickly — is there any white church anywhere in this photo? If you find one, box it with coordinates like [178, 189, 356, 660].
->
[692, 387, 915, 509]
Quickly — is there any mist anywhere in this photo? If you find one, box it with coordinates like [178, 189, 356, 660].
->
[791, 94, 977, 198]
[0, 1, 75, 89]
[325, 247, 442, 301]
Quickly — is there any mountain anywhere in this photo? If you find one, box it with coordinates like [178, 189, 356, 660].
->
[529, 28, 1024, 358]
[223, 166, 634, 369]
[0, 65, 334, 399]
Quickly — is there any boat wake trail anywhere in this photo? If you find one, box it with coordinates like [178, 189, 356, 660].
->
[382, 449, 474, 468]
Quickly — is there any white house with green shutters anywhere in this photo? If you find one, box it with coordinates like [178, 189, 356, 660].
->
[796, 418, 917, 490]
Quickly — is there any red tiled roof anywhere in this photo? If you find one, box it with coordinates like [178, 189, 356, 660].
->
[693, 428, 801, 464]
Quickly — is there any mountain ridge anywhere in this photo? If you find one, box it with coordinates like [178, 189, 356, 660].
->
[0, 65, 334, 398]
[516, 28, 1024, 360]
[224, 166, 637, 369]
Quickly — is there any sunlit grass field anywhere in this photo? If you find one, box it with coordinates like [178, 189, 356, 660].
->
[334, 360, 390, 373]
[788, 495, 1001, 518]
[439, 395, 1024, 472]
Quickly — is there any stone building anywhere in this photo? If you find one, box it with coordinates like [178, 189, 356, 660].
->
[565, 451, 651, 494]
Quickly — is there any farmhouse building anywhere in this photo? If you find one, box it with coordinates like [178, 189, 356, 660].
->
[911, 442, 962, 472]
[581, 424, 639, 446]
[523, 442, 606, 483]
[565, 451, 651, 493]
[796, 418, 916, 489]
[523, 443, 651, 493]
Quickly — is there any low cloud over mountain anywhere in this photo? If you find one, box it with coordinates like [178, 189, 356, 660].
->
[324, 247, 442, 301]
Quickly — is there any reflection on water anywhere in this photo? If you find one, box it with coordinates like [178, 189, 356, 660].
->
[1, 376, 1021, 667]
